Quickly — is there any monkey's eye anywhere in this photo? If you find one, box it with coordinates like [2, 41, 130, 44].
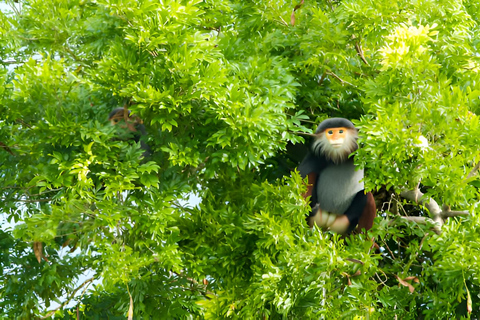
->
[327, 130, 333, 135]
[113, 119, 119, 123]
[339, 130, 344, 134]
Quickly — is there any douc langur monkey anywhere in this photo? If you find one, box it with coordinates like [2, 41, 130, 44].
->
[298, 118, 376, 234]
[108, 107, 151, 158]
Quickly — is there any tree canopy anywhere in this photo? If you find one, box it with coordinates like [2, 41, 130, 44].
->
[1, 0, 480, 318]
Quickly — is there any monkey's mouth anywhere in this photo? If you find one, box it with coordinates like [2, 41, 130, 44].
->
[331, 143, 343, 148]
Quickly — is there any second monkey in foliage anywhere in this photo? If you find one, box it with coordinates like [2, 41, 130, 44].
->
[108, 107, 151, 158]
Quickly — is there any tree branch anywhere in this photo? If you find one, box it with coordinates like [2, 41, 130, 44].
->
[400, 189, 443, 225]
[398, 188, 469, 234]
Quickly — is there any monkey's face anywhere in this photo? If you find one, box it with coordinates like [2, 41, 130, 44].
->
[312, 127, 358, 163]
[325, 127, 348, 148]
[109, 110, 142, 132]
[110, 117, 137, 132]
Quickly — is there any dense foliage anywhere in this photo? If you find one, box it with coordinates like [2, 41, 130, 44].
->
[1, 0, 480, 318]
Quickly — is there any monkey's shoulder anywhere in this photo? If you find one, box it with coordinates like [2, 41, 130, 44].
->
[298, 153, 329, 177]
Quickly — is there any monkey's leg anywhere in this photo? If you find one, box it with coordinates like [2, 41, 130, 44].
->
[342, 191, 368, 233]
[308, 191, 370, 234]
[328, 215, 350, 234]
[356, 192, 376, 232]
[327, 192, 375, 234]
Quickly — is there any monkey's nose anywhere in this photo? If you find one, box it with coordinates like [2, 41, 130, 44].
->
[331, 138, 344, 146]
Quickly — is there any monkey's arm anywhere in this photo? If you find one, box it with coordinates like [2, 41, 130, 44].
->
[303, 172, 318, 205]
[299, 153, 328, 208]
[342, 191, 368, 233]
[298, 153, 328, 177]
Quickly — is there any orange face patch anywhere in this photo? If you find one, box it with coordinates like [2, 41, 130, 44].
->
[109, 110, 142, 132]
[325, 127, 348, 146]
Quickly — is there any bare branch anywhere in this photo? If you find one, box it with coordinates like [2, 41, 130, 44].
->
[441, 210, 470, 218]
[398, 188, 469, 233]
[400, 189, 444, 225]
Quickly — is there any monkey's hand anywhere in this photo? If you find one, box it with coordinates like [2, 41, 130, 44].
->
[308, 204, 350, 234]
[308, 204, 337, 228]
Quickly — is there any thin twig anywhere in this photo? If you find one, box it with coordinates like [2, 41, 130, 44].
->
[9, 2, 21, 16]
[169, 271, 215, 297]
[375, 271, 388, 286]
[1, 60, 23, 65]
[326, 71, 356, 87]
[41, 277, 95, 319]
[465, 159, 480, 180]
[382, 237, 396, 260]
[0, 142, 15, 155]
[26, 188, 63, 197]
[354, 42, 369, 66]
[76, 277, 94, 319]
[277, 16, 289, 27]
[3, 198, 53, 203]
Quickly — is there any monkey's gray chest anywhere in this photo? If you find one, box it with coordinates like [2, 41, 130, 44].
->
[316, 161, 364, 215]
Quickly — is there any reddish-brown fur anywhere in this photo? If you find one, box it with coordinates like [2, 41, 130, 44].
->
[356, 192, 376, 232]
[303, 172, 317, 200]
